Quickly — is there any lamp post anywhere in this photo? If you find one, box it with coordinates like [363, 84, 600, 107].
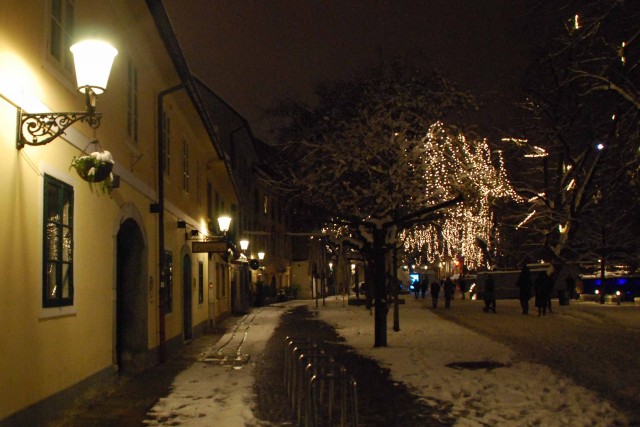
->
[240, 239, 249, 251]
[17, 39, 118, 148]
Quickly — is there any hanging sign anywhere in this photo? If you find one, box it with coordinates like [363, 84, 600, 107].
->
[192, 240, 228, 253]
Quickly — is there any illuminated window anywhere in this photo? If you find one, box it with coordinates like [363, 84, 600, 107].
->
[49, 0, 75, 73]
[43, 175, 74, 307]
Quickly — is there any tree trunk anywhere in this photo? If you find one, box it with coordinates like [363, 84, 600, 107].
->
[373, 229, 388, 347]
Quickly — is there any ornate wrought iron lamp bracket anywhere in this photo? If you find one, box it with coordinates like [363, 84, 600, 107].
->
[16, 89, 102, 149]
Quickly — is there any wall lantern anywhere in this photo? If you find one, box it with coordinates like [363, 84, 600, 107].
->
[217, 215, 232, 234]
[258, 251, 265, 261]
[17, 39, 118, 149]
[239, 239, 249, 251]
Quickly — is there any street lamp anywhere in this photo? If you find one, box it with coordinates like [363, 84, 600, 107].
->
[217, 215, 232, 234]
[17, 39, 118, 148]
[239, 239, 249, 251]
[258, 251, 265, 261]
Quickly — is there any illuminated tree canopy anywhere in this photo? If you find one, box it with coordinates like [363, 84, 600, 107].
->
[268, 61, 519, 345]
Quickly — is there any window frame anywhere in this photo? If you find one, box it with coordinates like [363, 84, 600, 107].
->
[48, 0, 75, 75]
[43, 174, 74, 308]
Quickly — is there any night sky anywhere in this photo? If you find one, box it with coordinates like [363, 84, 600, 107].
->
[164, 1, 542, 142]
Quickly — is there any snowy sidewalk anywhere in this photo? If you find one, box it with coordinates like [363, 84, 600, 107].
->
[142, 299, 628, 426]
[316, 297, 628, 427]
[143, 305, 290, 426]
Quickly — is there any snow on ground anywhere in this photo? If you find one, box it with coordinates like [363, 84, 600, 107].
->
[143, 307, 285, 427]
[142, 299, 628, 426]
[316, 297, 628, 427]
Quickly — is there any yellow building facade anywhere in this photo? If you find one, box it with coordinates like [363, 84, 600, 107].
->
[0, 1, 238, 424]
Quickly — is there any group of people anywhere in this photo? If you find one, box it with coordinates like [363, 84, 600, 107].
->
[484, 265, 568, 316]
[516, 265, 555, 316]
[411, 266, 572, 316]
[413, 277, 456, 309]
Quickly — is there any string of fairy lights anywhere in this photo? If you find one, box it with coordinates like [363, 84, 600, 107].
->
[401, 122, 521, 269]
[320, 122, 521, 270]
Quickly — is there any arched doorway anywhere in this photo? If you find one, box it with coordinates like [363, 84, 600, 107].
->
[183, 253, 193, 340]
[116, 218, 147, 373]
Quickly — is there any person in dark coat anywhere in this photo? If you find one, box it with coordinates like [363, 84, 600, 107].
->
[413, 280, 420, 299]
[516, 265, 533, 314]
[430, 280, 441, 309]
[535, 272, 550, 316]
[420, 280, 428, 299]
[444, 276, 455, 308]
[483, 276, 496, 313]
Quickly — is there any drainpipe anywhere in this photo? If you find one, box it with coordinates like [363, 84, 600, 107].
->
[157, 84, 183, 363]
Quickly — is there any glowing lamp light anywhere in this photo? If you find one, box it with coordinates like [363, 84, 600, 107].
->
[17, 38, 118, 148]
[239, 239, 249, 251]
[217, 215, 231, 233]
[258, 251, 265, 260]
[596, 143, 605, 151]
[70, 39, 118, 95]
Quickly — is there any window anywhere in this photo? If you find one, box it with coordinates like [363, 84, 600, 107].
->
[182, 140, 189, 192]
[127, 56, 138, 143]
[162, 250, 173, 313]
[49, 0, 75, 73]
[43, 175, 74, 307]
[162, 113, 171, 176]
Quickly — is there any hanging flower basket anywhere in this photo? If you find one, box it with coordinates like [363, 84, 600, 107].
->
[70, 150, 115, 195]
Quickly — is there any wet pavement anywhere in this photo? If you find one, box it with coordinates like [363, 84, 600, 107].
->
[253, 304, 453, 426]
[47, 303, 452, 426]
[47, 326, 230, 427]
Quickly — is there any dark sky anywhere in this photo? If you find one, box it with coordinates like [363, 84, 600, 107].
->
[164, 1, 538, 142]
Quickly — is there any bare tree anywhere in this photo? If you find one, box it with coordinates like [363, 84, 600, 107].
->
[502, 0, 640, 274]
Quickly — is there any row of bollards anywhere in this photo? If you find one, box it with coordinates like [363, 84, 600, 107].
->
[284, 336, 359, 427]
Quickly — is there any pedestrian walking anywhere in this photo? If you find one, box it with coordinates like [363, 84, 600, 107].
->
[421, 280, 428, 299]
[413, 280, 420, 299]
[535, 272, 550, 316]
[444, 276, 455, 308]
[430, 280, 441, 309]
[516, 264, 533, 314]
[483, 275, 496, 313]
